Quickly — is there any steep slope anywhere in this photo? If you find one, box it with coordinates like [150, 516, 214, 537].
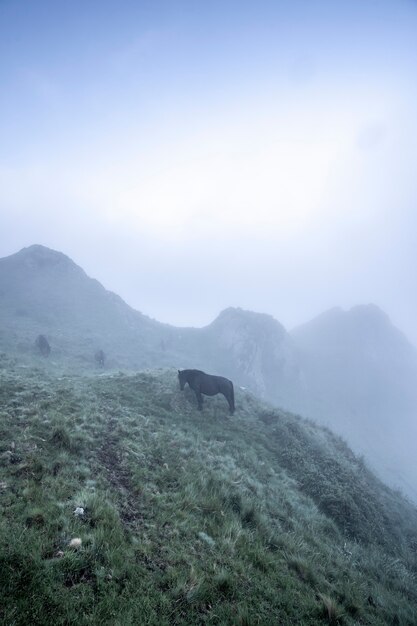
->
[1, 359, 417, 625]
[291, 305, 417, 499]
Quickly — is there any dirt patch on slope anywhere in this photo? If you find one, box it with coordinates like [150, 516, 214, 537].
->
[97, 417, 142, 529]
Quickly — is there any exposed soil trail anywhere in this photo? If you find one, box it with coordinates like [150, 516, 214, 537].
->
[97, 416, 143, 530]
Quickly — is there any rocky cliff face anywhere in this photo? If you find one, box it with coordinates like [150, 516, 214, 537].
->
[202, 308, 301, 402]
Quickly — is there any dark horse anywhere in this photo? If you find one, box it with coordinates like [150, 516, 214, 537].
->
[94, 349, 106, 368]
[178, 369, 235, 415]
[35, 334, 50, 357]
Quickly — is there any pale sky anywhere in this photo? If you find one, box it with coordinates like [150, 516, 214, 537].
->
[1, 0, 417, 343]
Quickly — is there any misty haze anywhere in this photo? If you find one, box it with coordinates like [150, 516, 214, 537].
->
[1, 1, 417, 625]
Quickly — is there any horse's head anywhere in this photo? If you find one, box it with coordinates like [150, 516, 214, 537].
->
[178, 369, 187, 390]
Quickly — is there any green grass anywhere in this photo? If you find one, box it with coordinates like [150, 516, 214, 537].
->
[1, 357, 417, 625]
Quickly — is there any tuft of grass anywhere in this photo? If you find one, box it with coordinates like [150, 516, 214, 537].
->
[213, 569, 237, 600]
[285, 555, 318, 586]
[318, 592, 344, 624]
[25, 507, 46, 527]
[50, 425, 72, 450]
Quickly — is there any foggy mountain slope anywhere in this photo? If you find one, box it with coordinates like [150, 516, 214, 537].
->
[0, 245, 302, 405]
[1, 359, 417, 624]
[291, 305, 417, 499]
[0, 246, 300, 386]
[204, 305, 417, 502]
[2, 245, 417, 499]
[0, 245, 185, 369]
[291, 304, 417, 434]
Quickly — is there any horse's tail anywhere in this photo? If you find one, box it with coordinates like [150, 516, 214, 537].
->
[229, 381, 235, 414]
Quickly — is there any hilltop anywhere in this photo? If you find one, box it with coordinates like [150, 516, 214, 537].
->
[1, 357, 417, 625]
[0, 244, 173, 370]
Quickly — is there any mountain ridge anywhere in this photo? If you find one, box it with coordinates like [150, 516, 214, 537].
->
[1, 244, 417, 501]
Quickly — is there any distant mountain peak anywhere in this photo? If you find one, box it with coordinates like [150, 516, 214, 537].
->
[292, 303, 391, 335]
[212, 306, 286, 332]
[349, 303, 390, 323]
[20, 244, 58, 255]
[5, 244, 86, 277]
[291, 302, 413, 364]
[16, 244, 75, 265]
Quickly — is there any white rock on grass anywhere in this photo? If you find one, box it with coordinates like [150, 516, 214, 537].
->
[197, 531, 215, 547]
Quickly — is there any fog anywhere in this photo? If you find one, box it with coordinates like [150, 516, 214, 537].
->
[1, 0, 417, 343]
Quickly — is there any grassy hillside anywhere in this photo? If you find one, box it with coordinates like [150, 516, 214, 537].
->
[3, 245, 417, 503]
[1, 355, 417, 625]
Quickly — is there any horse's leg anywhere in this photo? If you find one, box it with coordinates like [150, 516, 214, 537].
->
[195, 390, 203, 410]
[223, 388, 235, 415]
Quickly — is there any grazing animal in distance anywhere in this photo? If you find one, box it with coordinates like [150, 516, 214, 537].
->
[178, 369, 235, 415]
[35, 334, 51, 357]
[95, 349, 105, 368]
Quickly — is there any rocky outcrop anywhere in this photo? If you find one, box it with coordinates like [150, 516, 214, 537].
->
[203, 307, 301, 403]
